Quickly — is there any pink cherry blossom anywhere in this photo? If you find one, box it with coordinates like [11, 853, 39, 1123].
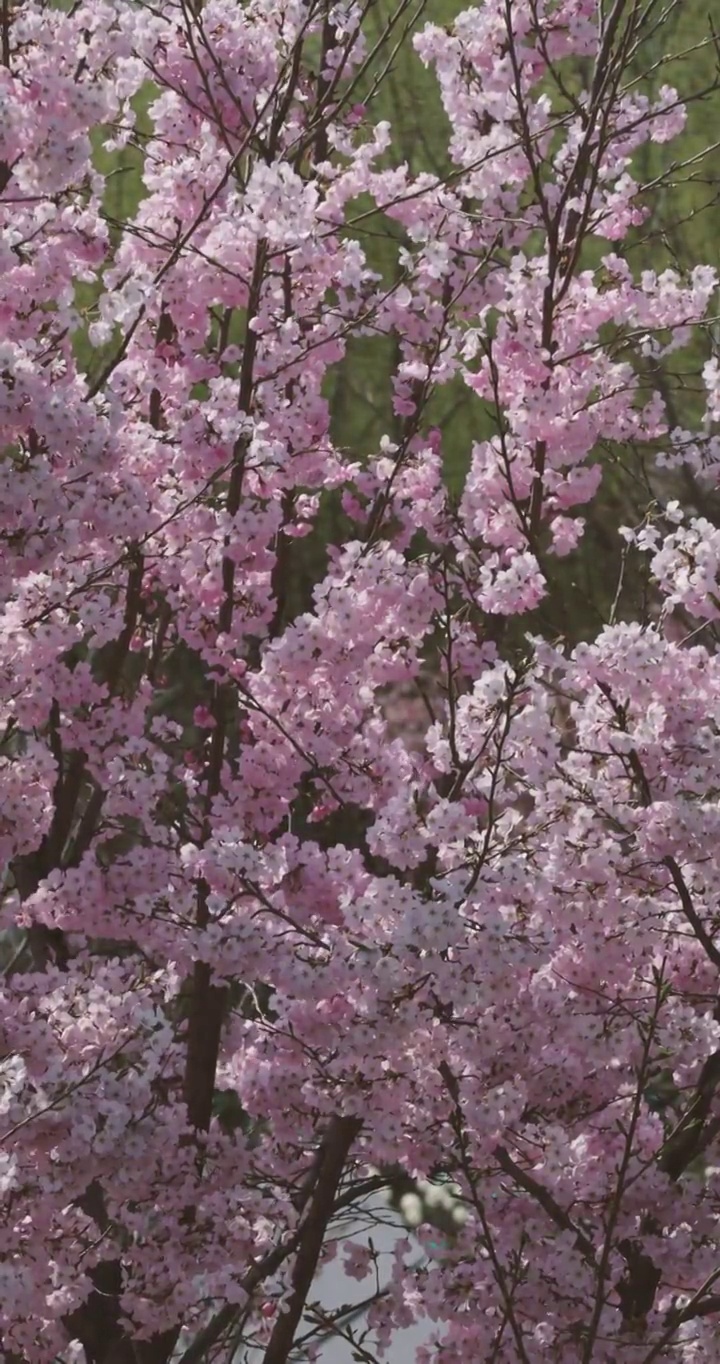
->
[3, 2, 720, 1362]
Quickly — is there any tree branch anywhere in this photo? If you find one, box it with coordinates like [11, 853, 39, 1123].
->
[494, 1146, 596, 1264]
[260, 1116, 362, 1364]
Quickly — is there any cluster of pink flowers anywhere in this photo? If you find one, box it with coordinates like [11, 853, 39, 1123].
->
[2, 0, 720, 1360]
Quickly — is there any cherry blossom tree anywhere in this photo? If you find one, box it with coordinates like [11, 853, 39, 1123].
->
[3, 0, 720, 1360]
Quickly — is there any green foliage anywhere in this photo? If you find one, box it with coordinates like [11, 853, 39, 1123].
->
[74, 0, 720, 640]
[212, 1087, 267, 1146]
[645, 1066, 680, 1112]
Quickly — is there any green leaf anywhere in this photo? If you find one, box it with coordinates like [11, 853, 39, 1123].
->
[212, 1088, 250, 1135]
[211, 1088, 268, 1147]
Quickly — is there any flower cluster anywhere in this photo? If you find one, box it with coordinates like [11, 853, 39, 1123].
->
[2, 1, 720, 1361]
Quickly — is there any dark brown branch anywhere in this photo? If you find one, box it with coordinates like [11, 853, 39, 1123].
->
[1, 0, 11, 68]
[663, 855, 720, 969]
[176, 1304, 239, 1364]
[642, 1270, 720, 1363]
[182, 957, 227, 1136]
[658, 1050, 720, 1181]
[598, 682, 720, 970]
[106, 548, 145, 695]
[149, 307, 177, 430]
[178, 1133, 366, 1364]
[260, 1116, 362, 1364]
[494, 1146, 596, 1264]
[314, 8, 337, 165]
